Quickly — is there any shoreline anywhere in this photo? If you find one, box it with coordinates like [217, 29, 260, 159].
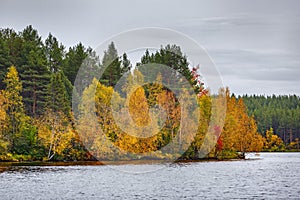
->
[1, 152, 299, 168]
[0, 157, 244, 168]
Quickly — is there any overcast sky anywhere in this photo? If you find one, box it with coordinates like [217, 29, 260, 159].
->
[1, 0, 300, 96]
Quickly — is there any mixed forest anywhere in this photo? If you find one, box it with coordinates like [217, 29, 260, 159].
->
[0, 26, 299, 162]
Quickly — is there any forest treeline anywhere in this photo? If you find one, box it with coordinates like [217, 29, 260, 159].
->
[242, 95, 300, 150]
[0, 26, 297, 161]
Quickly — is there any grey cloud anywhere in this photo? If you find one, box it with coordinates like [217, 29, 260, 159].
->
[208, 48, 300, 80]
[0, 0, 300, 95]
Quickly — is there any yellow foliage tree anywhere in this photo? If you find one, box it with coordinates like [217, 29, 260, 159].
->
[36, 111, 75, 160]
[3, 66, 30, 153]
[0, 91, 7, 131]
[77, 78, 117, 160]
[0, 91, 9, 154]
[264, 127, 285, 151]
[222, 88, 264, 153]
[129, 87, 151, 127]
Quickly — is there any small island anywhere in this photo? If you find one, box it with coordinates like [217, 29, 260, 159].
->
[0, 26, 299, 165]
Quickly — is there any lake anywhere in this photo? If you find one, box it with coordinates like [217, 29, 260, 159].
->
[0, 153, 299, 199]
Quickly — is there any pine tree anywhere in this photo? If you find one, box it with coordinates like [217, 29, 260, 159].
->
[121, 52, 131, 74]
[19, 25, 50, 117]
[0, 28, 22, 89]
[63, 42, 88, 85]
[100, 42, 120, 86]
[0, 32, 10, 88]
[242, 94, 300, 145]
[139, 45, 197, 93]
[73, 48, 101, 96]
[100, 42, 131, 87]
[45, 33, 65, 72]
[46, 72, 71, 119]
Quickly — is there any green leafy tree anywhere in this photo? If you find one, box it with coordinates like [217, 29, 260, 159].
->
[77, 78, 116, 160]
[3, 66, 24, 147]
[3, 66, 32, 153]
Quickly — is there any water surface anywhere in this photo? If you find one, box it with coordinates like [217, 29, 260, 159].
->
[0, 153, 299, 199]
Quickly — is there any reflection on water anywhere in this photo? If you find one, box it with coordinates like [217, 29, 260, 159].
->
[2, 166, 69, 174]
[0, 153, 299, 199]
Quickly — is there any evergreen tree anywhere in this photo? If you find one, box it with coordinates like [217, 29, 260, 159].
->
[121, 52, 131, 73]
[0, 32, 10, 87]
[61, 72, 73, 107]
[19, 25, 50, 117]
[242, 94, 300, 145]
[139, 45, 198, 93]
[63, 42, 88, 85]
[46, 72, 71, 119]
[45, 33, 65, 72]
[101, 42, 120, 86]
[73, 48, 101, 96]
[100, 42, 131, 86]
[0, 28, 22, 88]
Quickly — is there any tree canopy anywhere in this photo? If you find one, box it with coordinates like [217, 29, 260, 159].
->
[0, 25, 295, 162]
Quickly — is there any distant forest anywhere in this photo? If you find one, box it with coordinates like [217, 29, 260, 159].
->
[0, 26, 298, 162]
[242, 95, 300, 146]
